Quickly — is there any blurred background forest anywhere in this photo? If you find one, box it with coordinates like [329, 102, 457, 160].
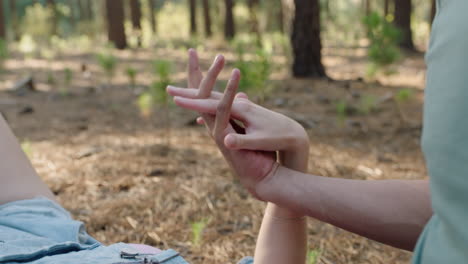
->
[0, 0, 434, 263]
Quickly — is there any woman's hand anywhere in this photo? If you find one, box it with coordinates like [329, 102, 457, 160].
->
[167, 88, 310, 155]
[171, 49, 279, 199]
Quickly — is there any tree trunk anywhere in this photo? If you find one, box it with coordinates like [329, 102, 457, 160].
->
[394, 0, 414, 50]
[130, 0, 142, 46]
[148, 0, 157, 33]
[430, 0, 436, 25]
[46, 0, 58, 36]
[189, 0, 197, 35]
[202, 0, 212, 37]
[79, 0, 93, 20]
[0, 2, 4, 40]
[247, 0, 261, 45]
[105, 0, 127, 49]
[364, 0, 371, 16]
[86, 0, 94, 20]
[8, 0, 18, 40]
[291, 0, 326, 78]
[224, 0, 235, 39]
[277, 0, 284, 33]
[384, 0, 390, 17]
[130, 0, 142, 30]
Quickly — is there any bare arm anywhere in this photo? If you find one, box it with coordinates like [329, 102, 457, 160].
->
[258, 167, 432, 251]
[254, 150, 308, 264]
[0, 114, 55, 205]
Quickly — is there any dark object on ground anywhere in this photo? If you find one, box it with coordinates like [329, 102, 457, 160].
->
[146, 169, 165, 177]
[18, 106, 34, 115]
[10, 76, 36, 96]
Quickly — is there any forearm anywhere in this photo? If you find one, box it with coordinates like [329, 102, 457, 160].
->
[258, 166, 432, 251]
[254, 144, 308, 264]
[0, 114, 55, 205]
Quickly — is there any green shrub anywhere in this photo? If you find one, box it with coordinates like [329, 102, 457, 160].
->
[61, 67, 73, 96]
[395, 88, 413, 103]
[363, 12, 401, 77]
[137, 60, 171, 121]
[336, 100, 348, 121]
[125, 67, 137, 89]
[21, 3, 54, 43]
[358, 94, 378, 114]
[96, 52, 117, 86]
[307, 249, 321, 264]
[64, 67, 73, 86]
[191, 219, 208, 247]
[234, 40, 272, 102]
[0, 39, 8, 70]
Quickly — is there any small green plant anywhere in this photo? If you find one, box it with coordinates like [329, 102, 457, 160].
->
[126, 66, 138, 89]
[395, 88, 413, 103]
[59, 67, 73, 96]
[358, 94, 378, 114]
[394, 88, 413, 125]
[64, 68, 73, 86]
[191, 219, 208, 247]
[0, 39, 8, 71]
[307, 249, 321, 264]
[137, 60, 172, 144]
[96, 52, 117, 86]
[336, 100, 348, 124]
[47, 71, 55, 85]
[234, 40, 272, 103]
[21, 140, 32, 157]
[363, 12, 401, 77]
[137, 92, 153, 117]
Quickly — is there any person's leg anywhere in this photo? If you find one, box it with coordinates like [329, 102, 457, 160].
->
[0, 114, 55, 205]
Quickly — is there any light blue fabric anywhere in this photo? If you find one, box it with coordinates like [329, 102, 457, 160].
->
[0, 197, 100, 263]
[237, 257, 254, 264]
[412, 0, 468, 263]
[0, 197, 190, 264]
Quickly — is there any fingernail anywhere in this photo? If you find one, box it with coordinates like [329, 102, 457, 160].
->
[224, 134, 236, 148]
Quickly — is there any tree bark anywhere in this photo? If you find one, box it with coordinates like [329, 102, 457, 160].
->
[8, 0, 17, 40]
[189, 0, 197, 35]
[130, 0, 142, 46]
[394, 0, 414, 50]
[247, 0, 261, 45]
[202, 0, 212, 37]
[148, 0, 157, 33]
[105, 0, 127, 49]
[291, 0, 326, 78]
[0, 2, 4, 40]
[47, 0, 58, 36]
[86, 0, 94, 20]
[430, 0, 436, 25]
[224, 0, 235, 39]
[277, 0, 284, 33]
[384, 0, 390, 17]
[364, 0, 371, 16]
[130, 0, 142, 31]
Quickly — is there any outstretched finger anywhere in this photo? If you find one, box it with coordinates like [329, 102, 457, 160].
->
[188, 49, 203, 88]
[167, 86, 224, 99]
[213, 69, 240, 138]
[197, 55, 225, 99]
[173, 97, 249, 123]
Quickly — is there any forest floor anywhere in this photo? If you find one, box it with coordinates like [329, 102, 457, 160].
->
[0, 45, 427, 264]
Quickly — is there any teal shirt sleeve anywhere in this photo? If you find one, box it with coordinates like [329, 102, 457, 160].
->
[413, 0, 468, 263]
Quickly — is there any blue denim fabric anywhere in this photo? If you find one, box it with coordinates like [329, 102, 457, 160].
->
[0, 197, 191, 264]
[237, 257, 254, 264]
[0, 197, 101, 263]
